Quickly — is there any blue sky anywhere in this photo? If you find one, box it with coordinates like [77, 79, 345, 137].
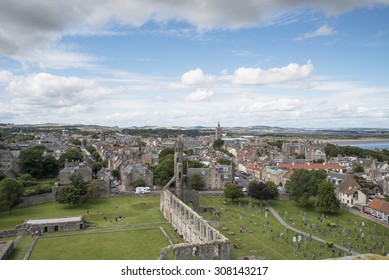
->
[0, 0, 388, 128]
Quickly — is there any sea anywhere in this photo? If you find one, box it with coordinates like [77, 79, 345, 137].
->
[329, 140, 389, 150]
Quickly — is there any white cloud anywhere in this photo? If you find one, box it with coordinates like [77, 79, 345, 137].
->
[232, 60, 313, 85]
[181, 68, 216, 87]
[248, 98, 304, 113]
[4, 72, 114, 116]
[295, 24, 336, 40]
[185, 89, 214, 102]
[1, 0, 388, 68]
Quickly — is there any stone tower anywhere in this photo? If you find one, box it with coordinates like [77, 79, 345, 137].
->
[215, 121, 222, 140]
[174, 136, 184, 199]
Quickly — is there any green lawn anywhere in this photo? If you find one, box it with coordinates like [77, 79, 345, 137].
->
[0, 196, 164, 230]
[29, 228, 170, 260]
[1, 196, 181, 260]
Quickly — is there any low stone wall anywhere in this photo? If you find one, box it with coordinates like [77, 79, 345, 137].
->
[276, 193, 291, 200]
[341, 206, 389, 229]
[0, 229, 18, 239]
[15, 192, 55, 209]
[0, 240, 14, 260]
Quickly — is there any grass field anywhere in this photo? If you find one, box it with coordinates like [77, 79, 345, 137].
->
[1, 195, 181, 260]
[1, 195, 388, 260]
[29, 228, 170, 260]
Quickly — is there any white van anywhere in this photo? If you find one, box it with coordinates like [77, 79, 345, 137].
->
[135, 187, 151, 194]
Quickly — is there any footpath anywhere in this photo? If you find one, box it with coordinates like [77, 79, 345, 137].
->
[263, 201, 359, 255]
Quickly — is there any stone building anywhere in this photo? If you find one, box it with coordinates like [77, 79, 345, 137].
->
[19, 216, 85, 235]
[120, 163, 153, 191]
[58, 160, 92, 184]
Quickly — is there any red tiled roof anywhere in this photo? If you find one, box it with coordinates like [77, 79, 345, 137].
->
[277, 163, 342, 170]
[368, 198, 389, 214]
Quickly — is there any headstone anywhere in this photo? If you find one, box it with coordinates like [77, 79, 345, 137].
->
[293, 237, 297, 243]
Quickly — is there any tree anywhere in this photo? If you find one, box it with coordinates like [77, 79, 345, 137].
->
[248, 180, 277, 200]
[17, 146, 59, 178]
[57, 173, 88, 206]
[159, 147, 175, 159]
[224, 182, 244, 202]
[17, 146, 45, 178]
[58, 148, 84, 167]
[213, 139, 224, 150]
[316, 181, 340, 213]
[0, 179, 23, 214]
[286, 169, 327, 207]
[152, 153, 174, 186]
[132, 178, 146, 188]
[111, 169, 120, 180]
[190, 173, 206, 190]
[354, 164, 364, 173]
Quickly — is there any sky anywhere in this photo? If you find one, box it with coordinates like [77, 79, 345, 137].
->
[0, 0, 389, 129]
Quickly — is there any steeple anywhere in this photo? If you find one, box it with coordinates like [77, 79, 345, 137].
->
[215, 121, 222, 140]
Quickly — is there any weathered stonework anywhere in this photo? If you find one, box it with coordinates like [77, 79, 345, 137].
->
[160, 189, 231, 259]
[159, 137, 231, 260]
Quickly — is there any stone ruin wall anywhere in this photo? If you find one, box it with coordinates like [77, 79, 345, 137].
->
[159, 189, 231, 260]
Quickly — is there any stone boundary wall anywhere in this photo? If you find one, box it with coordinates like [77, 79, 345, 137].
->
[0, 229, 18, 238]
[160, 189, 231, 259]
[0, 240, 14, 260]
[15, 192, 55, 209]
[341, 206, 389, 229]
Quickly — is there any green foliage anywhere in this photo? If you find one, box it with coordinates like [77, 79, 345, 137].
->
[324, 143, 389, 162]
[316, 181, 340, 214]
[267, 140, 284, 149]
[213, 139, 224, 149]
[132, 178, 146, 188]
[286, 169, 327, 207]
[69, 138, 81, 146]
[353, 164, 364, 173]
[183, 159, 207, 173]
[152, 153, 174, 186]
[224, 182, 244, 202]
[0, 178, 23, 213]
[111, 169, 120, 180]
[57, 173, 88, 206]
[248, 180, 277, 200]
[190, 173, 206, 190]
[216, 158, 231, 165]
[158, 147, 174, 159]
[17, 147, 58, 178]
[58, 148, 84, 167]
[23, 184, 52, 197]
[87, 145, 102, 162]
[92, 162, 104, 175]
[326, 241, 334, 248]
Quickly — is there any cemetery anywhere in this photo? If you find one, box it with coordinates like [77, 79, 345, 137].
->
[199, 196, 389, 260]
